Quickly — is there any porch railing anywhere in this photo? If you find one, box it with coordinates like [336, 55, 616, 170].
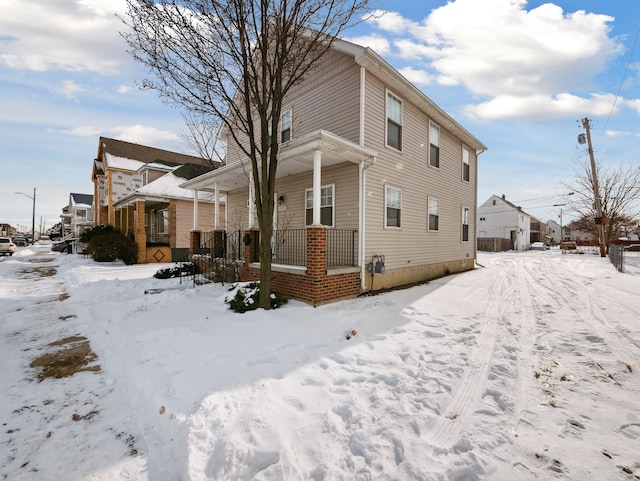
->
[327, 229, 358, 268]
[273, 229, 306, 266]
[271, 228, 358, 268]
[147, 232, 169, 245]
[199, 230, 244, 260]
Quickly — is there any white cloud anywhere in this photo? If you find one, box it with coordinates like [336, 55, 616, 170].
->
[606, 130, 632, 137]
[464, 93, 619, 120]
[55, 126, 102, 137]
[397, 67, 432, 87]
[346, 34, 391, 55]
[365, 1, 624, 120]
[58, 80, 83, 99]
[110, 124, 180, 146]
[117, 85, 132, 94]
[0, 0, 129, 74]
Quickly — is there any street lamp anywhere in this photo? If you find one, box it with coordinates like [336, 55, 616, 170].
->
[553, 204, 566, 242]
[15, 188, 36, 244]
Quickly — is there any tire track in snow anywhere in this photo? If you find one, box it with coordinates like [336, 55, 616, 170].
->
[424, 261, 517, 450]
[535, 255, 640, 372]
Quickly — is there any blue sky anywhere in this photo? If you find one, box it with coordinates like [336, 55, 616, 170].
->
[1, 0, 639, 232]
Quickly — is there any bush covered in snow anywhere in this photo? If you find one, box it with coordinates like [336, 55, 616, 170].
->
[225, 282, 288, 313]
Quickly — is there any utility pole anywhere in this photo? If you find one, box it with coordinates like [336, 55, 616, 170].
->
[581, 118, 606, 257]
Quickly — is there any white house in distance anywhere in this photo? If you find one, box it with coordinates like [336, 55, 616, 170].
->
[546, 219, 562, 245]
[477, 194, 531, 251]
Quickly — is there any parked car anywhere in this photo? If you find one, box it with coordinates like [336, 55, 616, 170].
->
[0, 237, 17, 256]
[51, 240, 69, 253]
[529, 242, 548, 251]
[12, 236, 27, 247]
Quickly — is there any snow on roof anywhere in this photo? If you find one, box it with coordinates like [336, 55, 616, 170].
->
[134, 172, 219, 202]
[104, 152, 146, 172]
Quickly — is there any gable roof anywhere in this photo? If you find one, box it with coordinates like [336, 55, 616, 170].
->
[480, 194, 542, 223]
[333, 39, 487, 153]
[70, 193, 93, 206]
[98, 137, 215, 166]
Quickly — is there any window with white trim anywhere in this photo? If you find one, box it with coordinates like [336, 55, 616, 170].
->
[429, 122, 440, 168]
[281, 109, 292, 143]
[428, 197, 439, 231]
[385, 186, 401, 227]
[462, 145, 470, 182]
[462, 207, 469, 241]
[305, 184, 334, 226]
[386, 91, 402, 151]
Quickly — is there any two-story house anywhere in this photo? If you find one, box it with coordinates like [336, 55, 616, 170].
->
[91, 137, 222, 263]
[60, 193, 94, 239]
[181, 39, 487, 304]
[477, 194, 533, 251]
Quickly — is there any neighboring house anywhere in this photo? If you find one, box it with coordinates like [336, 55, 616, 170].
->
[477, 194, 531, 251]
[530, 216, 546, 244]
[113, 163, 225, 263]
[181, 38, 487, 305]
[60, 193, 94, 238]
[91, 137, 222, 263]
[564, 220, 596, 243]
[546, 219, 561, 245]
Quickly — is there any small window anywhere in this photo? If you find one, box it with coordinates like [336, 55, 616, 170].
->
[281, 110, 292, 143]
[429, 122, 440, 168]
[462, 207, 469, 241]
[428, 197, 439, 231]
[305, 185, 334, 226]
[386, 92, 402, 151]
[385, 186, 401, 227]
[462, 145, 470, 182]
[156, 209, 168, 234]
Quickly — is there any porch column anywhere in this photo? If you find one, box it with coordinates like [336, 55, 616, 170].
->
[193, 189, 199, 230]
[214, 183, 220, 229]
[312, 150, 322, 226]
[135, 200, 147, 263]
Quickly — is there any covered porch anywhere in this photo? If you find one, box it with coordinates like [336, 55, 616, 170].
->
[181, 129, 377, 304]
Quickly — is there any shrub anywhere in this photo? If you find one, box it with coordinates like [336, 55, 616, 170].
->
[225, 282, 288, 313]
[81, 225, 138, 265]
[154, 263, 196, 279]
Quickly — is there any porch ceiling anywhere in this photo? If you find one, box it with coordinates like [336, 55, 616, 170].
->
[180, 129, 377, 193]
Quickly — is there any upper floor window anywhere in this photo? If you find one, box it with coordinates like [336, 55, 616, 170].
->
[428, 197, 439, 231]
[142, 171, 148, 186]
[281, 109, 292, 143]
[305, 184, 334, 226]
[462, 207, 470, 241]
[386, 91, 402, 151]
[76, 209, 87, 219]
[385, 186, 401, 227]
[429, 122, 440, 168]
[462, 145, 470, 182]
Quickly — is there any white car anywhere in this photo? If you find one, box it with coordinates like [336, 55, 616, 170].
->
[529, 242, 548, 251]
[0, 237, 17, 256]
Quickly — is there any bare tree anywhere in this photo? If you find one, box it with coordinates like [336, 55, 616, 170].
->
[121, 0, 372, 308]
[178, 112, 225, 165]
[562, 161, 640, 248]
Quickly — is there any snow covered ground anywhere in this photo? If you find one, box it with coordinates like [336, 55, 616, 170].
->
[1, 244, 639, 481]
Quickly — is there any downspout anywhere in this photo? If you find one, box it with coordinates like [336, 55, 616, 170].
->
[359, 65, 376, 291]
